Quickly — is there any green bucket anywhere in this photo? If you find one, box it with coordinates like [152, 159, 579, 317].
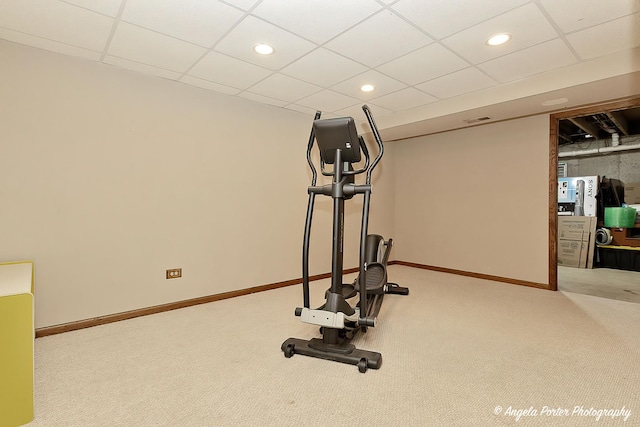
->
[604, 207, 637, 228]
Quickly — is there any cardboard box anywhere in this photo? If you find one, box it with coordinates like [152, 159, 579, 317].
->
[624, 182, 640, 204]
[557, 216, 597, 268]
[558, 176, 599, 217]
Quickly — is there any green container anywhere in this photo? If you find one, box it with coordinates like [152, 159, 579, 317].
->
[604, 207, 637, 228]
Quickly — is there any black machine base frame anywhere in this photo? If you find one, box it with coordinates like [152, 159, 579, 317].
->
[281, 337, 381, 373]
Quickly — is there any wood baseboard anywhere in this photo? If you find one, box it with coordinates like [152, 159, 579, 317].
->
[389, 260, 550, 290]
[35, 268, 358, 338]
[35, 263, 548, 337]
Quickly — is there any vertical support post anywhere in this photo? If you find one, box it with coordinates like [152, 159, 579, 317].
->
[359, 190, 370, 314]
[302, 193, 315, 308]
[330, 149, 344, 296]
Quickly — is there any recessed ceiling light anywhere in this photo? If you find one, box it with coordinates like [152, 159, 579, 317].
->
[486, 33, 511, 46]
[253, 43, 275, 55]
[360, 84, 375, 92]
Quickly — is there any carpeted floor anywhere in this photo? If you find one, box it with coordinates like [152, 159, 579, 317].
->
[29, 266, 639, 426]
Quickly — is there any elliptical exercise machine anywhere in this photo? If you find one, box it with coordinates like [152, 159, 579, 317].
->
[281, 105, 408, 373]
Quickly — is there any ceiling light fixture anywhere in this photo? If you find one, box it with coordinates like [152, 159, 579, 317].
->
[486, 33, 511, 46]
[360, 84, 375, 92]
[253, 43, 275, 55]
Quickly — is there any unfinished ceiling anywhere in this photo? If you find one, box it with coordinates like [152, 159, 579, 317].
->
[559, 107, 640, 145]
[1, 0, 640, 139]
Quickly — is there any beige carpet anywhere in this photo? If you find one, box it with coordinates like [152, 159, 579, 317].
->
[558, 266, 640, 304]
[30, 266, 639, 426]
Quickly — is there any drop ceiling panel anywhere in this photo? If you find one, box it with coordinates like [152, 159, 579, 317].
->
[539, 0, 640, 33]
[62, 0, 123, 17]
[416, 68, 497, 99]
[222, 0, 261, 11]
[1, 0, 638, 138]
[392, 0, 529, 39]
[247, 73, 322, 103]
[330, 70, 407, 100]
[294, 90, 362, 112]
[0, 27, 101, 60]
[104, 55, 182, 80]
[324, 10, 432, 67]
[372, 88, 438, 111]
[251, 0, 382, 44]
[0, 0, 114, 52]
[377, 43, 470, 86]
[121, 0, 244, 47]
[179, 76, 241, 95]
[335, 103, 393, 121]
[187, 51, 272, 90]
[238, 91, 289, 107]
[441, 3, 559, 65]
[214, 16, 316, 70]
[280, 48, 368, 87]
[478, 39, 577, 83]
[108, 23, 207, 72]
[567, 13, 640, 60]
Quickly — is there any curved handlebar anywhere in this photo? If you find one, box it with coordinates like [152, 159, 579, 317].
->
[362, 105, 384, 185]
[306, 110, 322, 186]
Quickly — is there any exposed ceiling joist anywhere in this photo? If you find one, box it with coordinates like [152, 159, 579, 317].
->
[606, 111, 630, 135]
[568, 117, 601, 138]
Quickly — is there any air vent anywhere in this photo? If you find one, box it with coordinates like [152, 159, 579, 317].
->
[558, 162, 568, 178]
[464, 116, 491, 124]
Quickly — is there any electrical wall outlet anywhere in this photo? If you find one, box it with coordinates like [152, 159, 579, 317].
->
[166, 268, 182, 279]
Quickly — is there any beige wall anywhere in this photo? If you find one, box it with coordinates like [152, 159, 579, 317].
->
[1, 40, 551, 328]
[393, 115, 550, 285]
[0, 41, 394, 328]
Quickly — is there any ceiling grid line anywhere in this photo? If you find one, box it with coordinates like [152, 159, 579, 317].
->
[0, 0, 638, 136]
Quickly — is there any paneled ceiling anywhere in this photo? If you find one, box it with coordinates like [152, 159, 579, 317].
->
[1, 0, 640, 139]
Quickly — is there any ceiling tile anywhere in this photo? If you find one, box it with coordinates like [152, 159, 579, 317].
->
[280, 48, 368, 87]
[294, 90, 362, 113]
[222, 0, 260, 11]
[478, 39, 577, 83]
[64, 0, 122, 17]
[187, 51, 272, 90]
[324, 10, 432, 67]
[251, 0, 381, 44]
[540, 0, 640, 33]
[377, 43, 469, 85]
[283, 104, 319, 117]
[179, 76, 241, 95]
[0, 27, 101, 60]
[0, 0, 114, 52]
[416, 68, 496, 99]
[370, 88, 438, 111]
[121, 0, 244, 47]
[441, 3, 559, 64]
[330, 70, 407, 100]
[392, 0, 529, 39]
[566, 13, 640, 60]
[246, 73, 322, 103]
[334, 103, 393, 121]
[108, 22, 207, 72]
[238, 92, 289, 107]
[62, 0, 123, 17]
[214, 16, 316, 70]
[104, 55, 182, 80]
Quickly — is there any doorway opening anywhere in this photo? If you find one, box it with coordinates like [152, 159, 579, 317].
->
[549, 97, 640, 303]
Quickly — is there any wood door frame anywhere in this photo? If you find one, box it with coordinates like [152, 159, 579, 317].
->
[548, 96, 640, 290]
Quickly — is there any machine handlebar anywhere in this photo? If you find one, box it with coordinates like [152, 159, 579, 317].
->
[362, 105, 384, 186]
